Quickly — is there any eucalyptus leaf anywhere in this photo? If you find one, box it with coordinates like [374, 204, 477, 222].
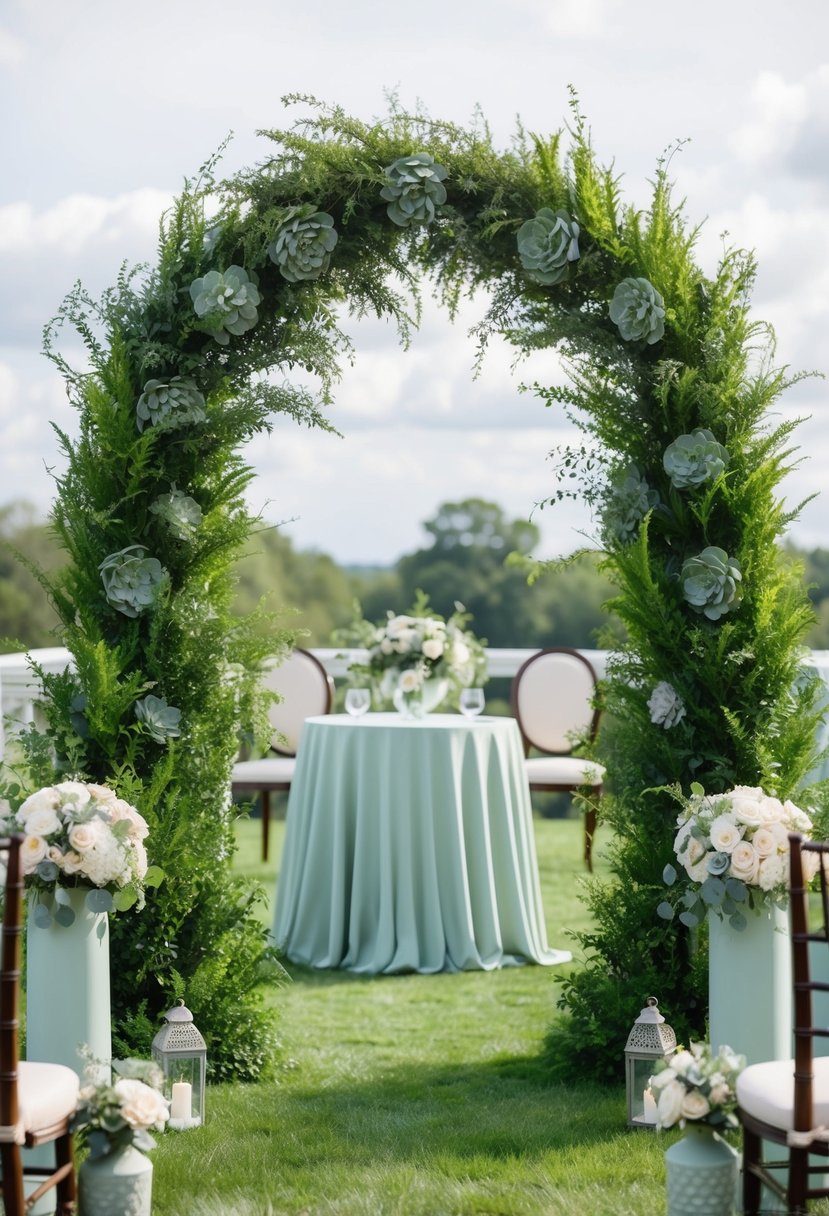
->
[113, 886, 138, 912]
[681, 890, 699, 908]
[679, 910, 700, 928]
[690, 781, 705, 796]
[32, 902, 53, 929]
[729, 910, 748, 932]
[656, 901, 675, 920]
[54, 886, 73, 906]
[700, 876, 726, 906]
[725, 877, 748, 902]
[662, 863, 677, 886]
[54, 904, 76, 928]
[144, 865, 164, 889]
[85, 889, 114, 914]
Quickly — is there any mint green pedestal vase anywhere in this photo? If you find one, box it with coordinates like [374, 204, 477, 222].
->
[25, 888, 112, 1215]
[665, 1124, 739, 1216]
[708, 904, 791, 1067]
[26, 887, 112, 1082]
[79, 1146, 153, 1216]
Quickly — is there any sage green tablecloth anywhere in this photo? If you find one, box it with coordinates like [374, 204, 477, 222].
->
[273, 713, 572, 974]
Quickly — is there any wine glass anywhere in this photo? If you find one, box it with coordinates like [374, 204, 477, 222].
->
[344, 688, 371, 718]
[459, 688, 485, 718]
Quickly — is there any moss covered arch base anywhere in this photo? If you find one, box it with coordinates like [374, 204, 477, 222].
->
[12, 97, 823, 1079]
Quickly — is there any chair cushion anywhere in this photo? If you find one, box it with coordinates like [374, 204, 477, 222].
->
[9, 1061, 79, 1144]
[231, 757, 296, 787]
[524, 756, 605, 787]
[737, 1056, 829, 1130]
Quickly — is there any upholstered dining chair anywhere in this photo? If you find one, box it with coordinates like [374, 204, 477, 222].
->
[0, 834, 79, 1216]
[737, 833, 829, 1215]
[510, 647, 605, 871]
[231, 648, 334, 861]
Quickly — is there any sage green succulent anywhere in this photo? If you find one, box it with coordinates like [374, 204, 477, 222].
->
[609, 277, 666, 344]
[134, 694, 181, 744]
[516, 208, 580, 285]
[189, 266, 261, 345]
[149, 487, 203, 540]
[663, 429, 730, 489]
[380, 153, 448, 228]
[681, 547, 742, 621]
[99, 545, 165, 618]
[268, 207, 338, 283]
[604, 465, 659, 542]
[135, 377, 206, 434]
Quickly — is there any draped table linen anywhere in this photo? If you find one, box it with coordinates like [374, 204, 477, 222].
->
[273, 713, 571, 974]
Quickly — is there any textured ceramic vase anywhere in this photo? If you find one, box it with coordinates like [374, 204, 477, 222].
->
[78, 1145, 153, 1216]
[665, 1123, 739, 1216]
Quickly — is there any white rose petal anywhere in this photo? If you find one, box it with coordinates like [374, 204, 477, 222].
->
[729, 840, 759, 885]
[17, 788, 60, 822]
[20, 835, 48, 873]
[115, 1078, 169, 1130]
[23, 805, 62, 838]
[656, 1079, 686, 1129]
[680, 1090, 711, 1121]
[709, 814, 743, 854]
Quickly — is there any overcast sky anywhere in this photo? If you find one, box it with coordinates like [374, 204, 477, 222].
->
[2, 0, 828, 564]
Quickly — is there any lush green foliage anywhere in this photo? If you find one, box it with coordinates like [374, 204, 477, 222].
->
[5, 94, 823, 1082]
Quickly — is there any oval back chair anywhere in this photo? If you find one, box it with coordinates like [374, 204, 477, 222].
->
[231, 648, 334, 861]
[511, 647, 605, 871]
[0, 834, 79, 1216]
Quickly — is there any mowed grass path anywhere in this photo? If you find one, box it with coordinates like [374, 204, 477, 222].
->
[150, 816, 679, 1215]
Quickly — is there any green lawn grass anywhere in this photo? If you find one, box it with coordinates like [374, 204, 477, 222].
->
[147, 816, 689, 1215]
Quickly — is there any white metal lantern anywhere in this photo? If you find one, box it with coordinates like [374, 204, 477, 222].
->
[152, 1000, 207, 1130]
[624, 996, 676, 1128]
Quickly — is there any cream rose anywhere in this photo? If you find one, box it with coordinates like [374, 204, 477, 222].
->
[114, 1079, 169, 1130]
[23, 805, 62, 838]
[680, 1090, 711, 1121]
[422, 637, 444, 661]
[21, 835, 48, 873]
[53, 781, 92, 807]
[68, 820, 103, 853]
[398, 669, 422, 694]
[729, 793, 765, 827]
[61, 850, 83, 874]
[656, 1079, 686, 1129]
[750, 827, 776, 858]
[17, 788, 59, 822]
[708, 814, 742, 854]
[729, 840, 759, 884]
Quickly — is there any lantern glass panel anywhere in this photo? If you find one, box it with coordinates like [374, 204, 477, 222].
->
[626, 1054, 659, 1127]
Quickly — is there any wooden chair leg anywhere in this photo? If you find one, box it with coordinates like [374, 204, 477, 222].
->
[741, 1126, 763, 1216]
[261, 789, 271, 862]
[55, 1130, 77, 1213]
[0, 1142, 26, 1216]
[583, 805, 597, 872]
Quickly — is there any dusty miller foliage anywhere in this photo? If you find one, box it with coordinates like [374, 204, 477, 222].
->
[13, 94, 824, 1081]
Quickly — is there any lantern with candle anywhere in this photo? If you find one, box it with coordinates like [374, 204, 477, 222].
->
[624, 996, 676, 1128]
[151, 1000, 207, 1130]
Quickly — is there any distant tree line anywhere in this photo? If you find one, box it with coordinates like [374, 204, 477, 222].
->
[3, 497, 829, 654]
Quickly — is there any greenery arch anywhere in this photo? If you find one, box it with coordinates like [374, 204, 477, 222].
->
[6, 97, 824, 1080]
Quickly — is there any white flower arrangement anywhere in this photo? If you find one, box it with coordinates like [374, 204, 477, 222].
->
[3, 780, 162, 926]
[340, 593, 487, 711]
[650, 1042, 745, 1130]
[72, 1058, 169, 1159]
[658, 783, 817, 930]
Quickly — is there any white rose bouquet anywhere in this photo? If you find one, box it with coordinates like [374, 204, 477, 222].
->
[2, 780, 162, 926]
[71, 1058, 169, 1159]
[658, 783, 817, 931]
[650, 1041, 745, 1131]
[337, 591, 487, 711]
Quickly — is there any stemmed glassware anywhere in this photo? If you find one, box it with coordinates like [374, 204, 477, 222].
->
[344, 688, 371, 718]
[459, 688, 485, 718]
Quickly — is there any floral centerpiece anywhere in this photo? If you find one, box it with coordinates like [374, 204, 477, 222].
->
[658, 783, 817, 931]
[337, 592, 487, 715]
[72, 1058, 169, 1160]
[650, 1041, 745, 1131]
[1, 780, 162, 927]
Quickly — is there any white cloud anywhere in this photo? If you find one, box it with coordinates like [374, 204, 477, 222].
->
[513, 0, 619, 37]
[0, 28, 24, 66]
[0, 189, 172, 256]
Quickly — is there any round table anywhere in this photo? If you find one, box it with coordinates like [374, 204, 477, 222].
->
[272, 713, 572, 974]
